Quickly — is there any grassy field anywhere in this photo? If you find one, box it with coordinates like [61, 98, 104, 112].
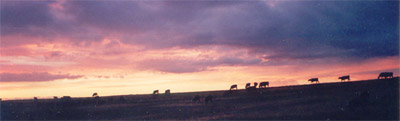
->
[1, 77, 399, 120]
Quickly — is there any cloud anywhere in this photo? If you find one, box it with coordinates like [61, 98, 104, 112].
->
[1, 1, 398, 69]
[136, 56, 262, 73]
[1, 1, 54, 32]
[0, 72, 84, 82]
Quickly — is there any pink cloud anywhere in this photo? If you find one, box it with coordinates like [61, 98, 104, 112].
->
[0, 72, 84, 82]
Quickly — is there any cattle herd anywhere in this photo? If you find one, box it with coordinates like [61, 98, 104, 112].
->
[29, 72, 394, 105]
[230, 72, 394, 90]
[152, 89, 170, 95]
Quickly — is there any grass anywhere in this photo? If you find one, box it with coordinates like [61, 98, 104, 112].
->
[1, 77, 398, 120]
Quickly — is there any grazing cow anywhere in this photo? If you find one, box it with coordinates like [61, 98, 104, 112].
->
[205, 95, 213, 104]
[230, 84, 238, 90]
[192, 95, 200, 102]
[378, 72, 393, 79]
[153, 90, 159, 95]
[308, 78, 319, 84]
[259, 81, 269, 88]
[165, 89, 171, 95]
[92, 92, 99, 97]
[254, 82, 258, 87]
[245, 83, 251, 89]
[339, 75, 350, 82]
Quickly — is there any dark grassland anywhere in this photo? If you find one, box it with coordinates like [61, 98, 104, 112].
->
[1, 77, 399, 120]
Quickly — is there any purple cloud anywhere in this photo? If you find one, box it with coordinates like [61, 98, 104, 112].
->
[1, 1, 398, 66]
[136, 56, 262, 73]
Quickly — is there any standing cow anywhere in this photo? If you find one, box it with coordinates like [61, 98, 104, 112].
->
[378, 72, 393, 79]
[259, 81, 269, 88]
[339, 75, 350, 82]
[308, 78, 319, 84]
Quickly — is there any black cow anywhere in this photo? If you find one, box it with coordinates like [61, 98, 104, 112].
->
[165, 89, 171, 95]
[308, 78, 319, 84]
[92, 92, 99, 97]
[230, 84, 238, 90]
[259, 81, 269, 88]
[254, 82, 258, 87]
[378, 72, 393, 79]
[153, 90, 159, 95]
[339, 75, 350, 82]
[245, 83, 251, 89]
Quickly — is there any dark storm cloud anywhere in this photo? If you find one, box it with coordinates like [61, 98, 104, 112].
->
[2, 1, 398, 61]
[0, 72, 84, 82]
[212, 1, 399, 59]
[0, 1, 54, 27]
[63, 1, 238, 32]
[0, 1, 104, 46]
[63, 1, 398, 59]
[1, 1, 55, 35]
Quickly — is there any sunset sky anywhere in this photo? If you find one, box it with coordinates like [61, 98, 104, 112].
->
[0, 1, 399, 100]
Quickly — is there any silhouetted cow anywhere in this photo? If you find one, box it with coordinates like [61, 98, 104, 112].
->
[165, 89, 171, 95]
[339, 75, 350, 82]
[192, 95, 200, 102]
[92, 92, 99, 97]
[205, 95, 213, 104]
[230, 84, 238, 90]
[245, 83, 251, 89]
[53, 96, 58, 99]
[153, 90, 159, 95]
[245, 82, 258, 91]
[378, 72, 393, 79]
[254, 82, 258, 87]
[259, 81, 269, 88]
[308, 78, 319, 84]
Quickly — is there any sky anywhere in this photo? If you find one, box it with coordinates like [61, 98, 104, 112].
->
[0, 0, 399, 100]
